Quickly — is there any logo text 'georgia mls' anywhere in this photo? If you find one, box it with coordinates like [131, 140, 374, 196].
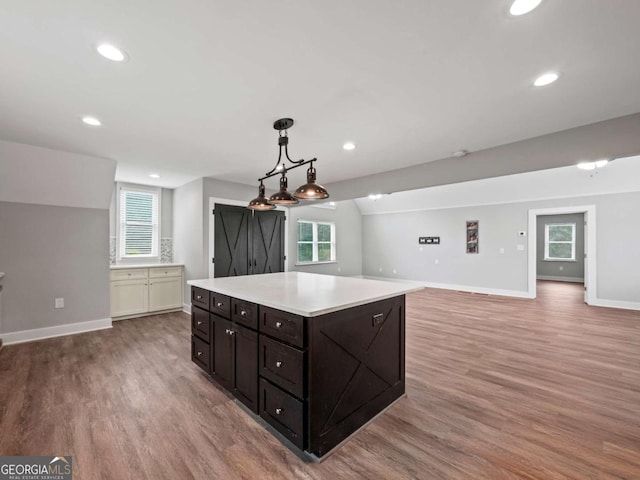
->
[0, 456, 72, 480]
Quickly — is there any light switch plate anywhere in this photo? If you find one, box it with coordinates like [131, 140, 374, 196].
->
[55, 298, 64, 309]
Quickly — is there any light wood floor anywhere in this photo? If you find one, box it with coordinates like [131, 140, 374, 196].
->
[1, 281, 639, 479]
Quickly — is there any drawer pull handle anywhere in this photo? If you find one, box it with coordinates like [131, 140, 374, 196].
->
[275, 408, 283, 415]
[275, 361, 282, 368]
[225, 328, 235, 336]
[275, 321, 282, 328]
[197, 321, 203, 326]
[197, 351, 203, 357]
[217, 302, 224, 307]
[240, 310, 247, 317]
[196, 295, 203, 300]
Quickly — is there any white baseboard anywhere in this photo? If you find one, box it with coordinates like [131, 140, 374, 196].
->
[182, 303, 192, 315]
[537, 275, 584, 283]
[362, 276, 531, 299]
[2, 318, 112, 346]
[592, 298, 640, 311]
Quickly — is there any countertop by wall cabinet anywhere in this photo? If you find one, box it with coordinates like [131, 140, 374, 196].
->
[110, 263, 184, 270]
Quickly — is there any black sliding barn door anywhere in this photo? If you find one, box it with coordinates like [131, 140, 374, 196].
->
[214, 204, 251, 278]
[252, 210, 285, 274]
[214, 204, 285, 278]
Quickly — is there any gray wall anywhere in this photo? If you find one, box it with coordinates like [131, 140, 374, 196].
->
[0, 201, 110, 334]
[172, 178, 204, 303]
[536, 213, 584, 281]
[287, 201, 363, 277]
[362, 191, 640, 304]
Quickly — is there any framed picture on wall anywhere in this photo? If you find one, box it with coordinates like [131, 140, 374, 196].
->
[466, 220, 478, 254]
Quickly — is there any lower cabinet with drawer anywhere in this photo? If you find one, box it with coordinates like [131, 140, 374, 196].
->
[191, 288, 260, 414]
[190, 285, 406, 460]
[110, 266, 184, 319]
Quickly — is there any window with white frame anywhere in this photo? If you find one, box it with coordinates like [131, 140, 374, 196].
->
[118, 184, 160, 259]
[544, 223, 576, 261]
[297, 220, 336, 264]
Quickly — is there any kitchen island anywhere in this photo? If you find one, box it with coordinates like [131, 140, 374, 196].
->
[187, 272, 422, 459]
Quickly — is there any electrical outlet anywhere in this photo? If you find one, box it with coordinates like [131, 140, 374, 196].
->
[434, 259, 439, 265]
[499, 248, 505, 254]
[55, 298, 64, 309]
[559, 266, 564, 271]
[393, 269, 397, 274]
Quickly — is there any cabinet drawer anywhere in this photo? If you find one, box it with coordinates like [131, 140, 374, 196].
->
[110, 268, 148, 281]
[259, 379, 304, 450]
[260, 307, 304, 348]
[232, 298, 258, 330]
[192, 306, 210, 343]
[149, 266, 182, 278]
[210, 292, 231, 319]
[259, 335, 304, 399]
[191, 287, 209, 311]
[191, 335, 210, 373]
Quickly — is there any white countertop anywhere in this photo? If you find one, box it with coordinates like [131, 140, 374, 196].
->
[188, 272, 423, 317]
[110, 263, 184, 270]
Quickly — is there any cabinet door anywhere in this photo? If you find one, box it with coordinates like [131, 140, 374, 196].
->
[110, 279, 148, 317]
[213, 316, 233, 391]
[148, 276, 182, 311]
[233, 324, 259, 413]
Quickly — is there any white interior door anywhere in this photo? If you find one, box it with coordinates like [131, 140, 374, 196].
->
[583, 214, 588, 303]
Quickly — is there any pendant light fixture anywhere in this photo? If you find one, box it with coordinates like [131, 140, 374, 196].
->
[247, 118, 329, 210]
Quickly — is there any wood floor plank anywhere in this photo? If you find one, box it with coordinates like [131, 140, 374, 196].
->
[1, 281, 639, 479]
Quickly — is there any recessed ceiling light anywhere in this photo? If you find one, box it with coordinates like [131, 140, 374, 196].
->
[510, 0, 543, 16]
[368, 194, 382, 200]
[577, 159, 609, 170]
[149, 174, 161, 179]
[534, 72, 559, 87]
[96, 43, 128, 62]
[452, 150, 468, 158]
[81, 116, 102, 126]
[343, 142, 356, 151]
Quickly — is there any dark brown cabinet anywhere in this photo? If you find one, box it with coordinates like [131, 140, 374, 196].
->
[191, 285, 406, 459]
[191, 289, 259, 414]
[212, 316, 258, 413]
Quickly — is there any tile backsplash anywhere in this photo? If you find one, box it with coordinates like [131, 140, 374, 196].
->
[109, 237, 116, 265]
[161, 238, 173, 263]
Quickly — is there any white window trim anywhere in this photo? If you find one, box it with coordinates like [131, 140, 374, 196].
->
[116, 182, 162, 263]
[296, 220, 336, 265]
[544, 223, 576, 261]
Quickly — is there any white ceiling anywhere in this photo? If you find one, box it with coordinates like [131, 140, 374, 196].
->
[1, 1, 640, 190]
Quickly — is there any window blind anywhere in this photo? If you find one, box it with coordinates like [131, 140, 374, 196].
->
[119, 187, 159, 257]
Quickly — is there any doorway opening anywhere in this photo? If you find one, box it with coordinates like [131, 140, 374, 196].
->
[527, 205, 596, 304]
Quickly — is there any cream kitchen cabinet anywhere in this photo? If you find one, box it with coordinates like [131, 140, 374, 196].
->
[110, 265, 184, 319]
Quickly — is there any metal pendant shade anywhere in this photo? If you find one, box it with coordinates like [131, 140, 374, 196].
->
[248, 181, 275, 210]
[294, 164, 329, 200]
[269, 175, 299, 205]
[247, 118, 329, 209]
